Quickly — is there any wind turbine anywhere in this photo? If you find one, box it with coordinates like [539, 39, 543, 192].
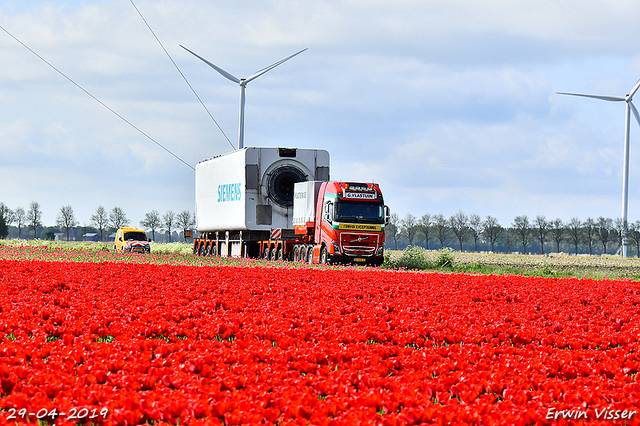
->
[180, 45, 307, 150]
[557, 79, 640, 257]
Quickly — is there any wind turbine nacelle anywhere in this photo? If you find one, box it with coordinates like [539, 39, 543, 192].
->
[195, 147, 330, 232]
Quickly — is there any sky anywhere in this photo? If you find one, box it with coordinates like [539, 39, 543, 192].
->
[2, 0, 640, 230]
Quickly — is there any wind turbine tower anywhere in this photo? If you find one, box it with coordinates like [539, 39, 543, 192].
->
[181, 45, 307, 150]
[557, 79, 640, 257]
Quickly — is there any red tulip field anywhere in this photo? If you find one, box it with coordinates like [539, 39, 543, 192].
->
[0, 245, 639, 425]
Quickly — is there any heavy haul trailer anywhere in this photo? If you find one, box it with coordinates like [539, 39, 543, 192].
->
[192, 147, 389, 265]
[193, 147, 330, 258]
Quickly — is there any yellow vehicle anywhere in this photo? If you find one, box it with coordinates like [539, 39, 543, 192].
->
[114, 227, 151, 253]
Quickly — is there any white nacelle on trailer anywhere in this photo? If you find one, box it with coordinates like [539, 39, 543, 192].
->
[195, 147, 330, 232]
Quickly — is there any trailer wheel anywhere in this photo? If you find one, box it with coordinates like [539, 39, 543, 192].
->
[276, 247, 283, 261]
[203, 245, 210, 256]
[320, 246, 329, 264]
[269, 247, 276, 261]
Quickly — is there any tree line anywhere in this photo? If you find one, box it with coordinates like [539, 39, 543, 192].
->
[0, 202, 195, 243]
[386, 211, 640, 257]
[3, 201, 637, 256]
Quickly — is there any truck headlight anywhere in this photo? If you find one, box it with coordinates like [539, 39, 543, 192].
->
[332, 242, 341, 255]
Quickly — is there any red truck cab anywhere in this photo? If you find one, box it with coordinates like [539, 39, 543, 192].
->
[298, 182, 388, 266]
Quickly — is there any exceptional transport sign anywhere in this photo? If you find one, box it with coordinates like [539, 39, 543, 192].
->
[338, 223, 382, 231]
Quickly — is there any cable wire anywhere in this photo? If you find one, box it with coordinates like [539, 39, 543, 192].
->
[0, 23, 195, 170]
[129, 0, 235, 150]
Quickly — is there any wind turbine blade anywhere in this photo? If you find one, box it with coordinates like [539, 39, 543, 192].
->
[556, 92, 625, 102]
[629, 79, 640, 99]
[180, 45, 241, 84]
[244, 48, 308, 84]
[630, 101, 640, 128]
[250, 48, 307, 76]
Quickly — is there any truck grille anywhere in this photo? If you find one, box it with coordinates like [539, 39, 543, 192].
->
[340, 233, 379, 257]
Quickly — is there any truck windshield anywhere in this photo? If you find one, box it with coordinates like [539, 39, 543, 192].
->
[124, 232, 147, 241]
[334, 201, 384, 223]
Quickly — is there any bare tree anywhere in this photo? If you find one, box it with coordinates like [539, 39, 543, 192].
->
[0, 203, 14, 223]
[512, 215, 532, 254]
[0, 215, 6, 240]
[534, 215, 550, 255]
[163, 211, 176, 243]
[27, 201, 42, 239]
[400, 213, 418, 246]
[468, 213, 482, 252]
[482, 216, 502, 252]
[596, 217, 614, 254]
[418, 213, 432, 249]
[502, 228, 514, 253]
[0, 202, 11, 239]
[614, 218, 624, 252]
[629, 221, 640, 258]
[385, 212, 399, 250]
[140, 210, 162, 242]
[566, 217, 582, 255]
[14, 207, 26, 239]
[109, 207, 130, 230]
[449, 210, 468, 251]
[176, 210, 195, 242]
[56, 205, 78, 241]
[433, 213, 448, 248]
[91, 206, 109, 242]
[583, 218, 596, 255]
[550, 218, 565, 253]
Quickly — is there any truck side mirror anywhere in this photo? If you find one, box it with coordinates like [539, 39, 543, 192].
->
[384, 205, 390, 225]
[323, 202, 332, 223]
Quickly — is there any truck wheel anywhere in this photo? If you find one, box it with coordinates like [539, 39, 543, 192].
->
[293, 245, 300, 262]
[307, 245, 314, 264]
[320, 246, 329, 264]
[276, 247, 283, 261]
[269, 247, 276, 261]
[203, 245, 210, 256]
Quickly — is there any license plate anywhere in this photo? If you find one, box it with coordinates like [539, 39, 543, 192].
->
[354, 258, 366, 262]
